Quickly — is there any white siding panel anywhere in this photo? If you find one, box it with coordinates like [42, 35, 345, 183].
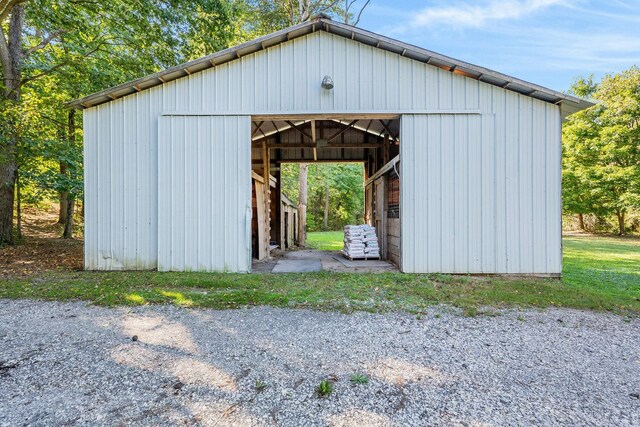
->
[83, 108, 96, 269]
[157, 115, 251, 272]
[426, 116, 442, 272]
[546, 105, 562, 273]
[493, 87, 508, 273]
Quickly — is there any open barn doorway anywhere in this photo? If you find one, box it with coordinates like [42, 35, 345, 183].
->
[250, 116, 401, 273]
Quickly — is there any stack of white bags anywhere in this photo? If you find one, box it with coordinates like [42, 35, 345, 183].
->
[342, 224, 380, 259]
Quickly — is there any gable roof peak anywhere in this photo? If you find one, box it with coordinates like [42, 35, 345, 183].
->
[68, 18, 592, 115]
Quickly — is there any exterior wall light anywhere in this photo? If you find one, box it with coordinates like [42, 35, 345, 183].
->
[321, 75, 334, 90]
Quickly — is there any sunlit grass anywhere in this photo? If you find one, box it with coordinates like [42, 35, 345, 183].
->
[306, 231, 344, 251]
[563, 236, 640, 292]
[1, 235, 638, 316]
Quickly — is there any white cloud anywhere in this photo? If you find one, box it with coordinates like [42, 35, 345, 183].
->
[411, 0, 566, 29]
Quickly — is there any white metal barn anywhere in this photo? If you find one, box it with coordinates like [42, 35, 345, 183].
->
[70, 17, 591, 275]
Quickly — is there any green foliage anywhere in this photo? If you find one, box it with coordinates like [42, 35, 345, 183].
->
[4, 0, 242, 210]
[254, 379, 267, 392]
[349, 372, 369, 385]
[316, 379, 334, 397]
[281, 163, 365, 231]
[306, 231, 344, 250]
[237, 0, 349, 39]
[563, 67, 640, 233]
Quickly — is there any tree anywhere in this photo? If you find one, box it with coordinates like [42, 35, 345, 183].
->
[0, 0, 237, 244]
[563, 68, 640, 235]
[282, 162, 364, 233]
[297, 163, 308, 245]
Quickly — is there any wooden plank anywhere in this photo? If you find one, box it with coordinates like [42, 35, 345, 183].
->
[254, 142, 383, 149]
[251, 121, 264, 137]
[285, 120, 313, 140]
[252, 113, 401, 121]
[311, 119, 317, 161]
[364, 155, 399, 187]
[251, 171, 264, 183]
[388, 218, 401, 237]
[383, 133, 390, 164]
[268, 159, 366, 164]
[262, 141, 271, 258]
[387, 235, 400, 248]
[326, 120, 358, 143]
[375, 176, 387, 259]
[378, 120, 398, 140]
[255, 180, 267, 259]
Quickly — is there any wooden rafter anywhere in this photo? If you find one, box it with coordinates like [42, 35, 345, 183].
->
[378, 120, 399, 140]
[285, 120, 313, 141]
[252, 142, 384, 149]
[326, 120, 358, 143]
[251, 121, 264, 137]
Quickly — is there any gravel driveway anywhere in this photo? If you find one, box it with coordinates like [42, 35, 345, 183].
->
[1, 300, 638, 426]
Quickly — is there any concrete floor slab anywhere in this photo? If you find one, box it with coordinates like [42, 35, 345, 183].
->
[271, 258, 322, 273]
[252, 249, 399, 273]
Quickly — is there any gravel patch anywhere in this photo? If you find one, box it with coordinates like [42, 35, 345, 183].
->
[0, 299, 638, 426]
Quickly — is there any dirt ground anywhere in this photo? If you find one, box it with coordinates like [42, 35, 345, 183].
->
[0, 207, 83, 277]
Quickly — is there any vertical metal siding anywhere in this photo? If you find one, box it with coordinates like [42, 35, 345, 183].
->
[85, 30, 562, 274]
[401, 94, 561, 273]
[157, 115, 251, 272]
[84, 89, 161, 270]
[161, 32, 460, 113]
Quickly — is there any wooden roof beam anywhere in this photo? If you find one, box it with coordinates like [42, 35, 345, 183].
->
[251, 121, 265, 137]
[284, 120, 313, 141]
[378, 119, 398, 140]
[326, 120, 358, 143]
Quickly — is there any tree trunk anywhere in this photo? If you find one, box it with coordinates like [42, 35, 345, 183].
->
[15, 167, 21, 239]
[578, 213, 585, 231]
[63, 197, 74, 239]
[62, 109, 76, 238]
[0, 160, 16, 245]
[616, 209, 626, 235]
[0, 4, 24, 246]
[58, 162, 68, 224]
[297, 163, 308, 246]
[323, 181, 329, 230]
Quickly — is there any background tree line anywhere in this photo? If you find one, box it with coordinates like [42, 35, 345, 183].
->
[0, 0, 370, 245]
[281, 163, 365, 231]
[1, 0, 638, 246]
[563, 67, 640, 235]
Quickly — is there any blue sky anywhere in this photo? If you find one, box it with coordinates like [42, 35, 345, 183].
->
[356, 0, 640, 92]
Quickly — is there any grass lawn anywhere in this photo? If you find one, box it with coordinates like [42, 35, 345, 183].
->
[1, 234, 638, 316]
[306, 231, 344, 251]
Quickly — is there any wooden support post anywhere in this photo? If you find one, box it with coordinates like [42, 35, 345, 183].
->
[311, 119, 317, 161]
[262, 141, 271, 257]
[383, 133, 390, 165]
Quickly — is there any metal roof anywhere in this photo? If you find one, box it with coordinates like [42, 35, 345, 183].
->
[68, 17, 593, 115]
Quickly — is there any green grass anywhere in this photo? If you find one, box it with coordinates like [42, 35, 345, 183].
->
[306, 231, 344, 251]
[0, 235, 638, 316]
[563, 236, 640, 292]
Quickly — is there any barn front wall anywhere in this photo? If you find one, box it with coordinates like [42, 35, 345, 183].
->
[83, 30, 562, 273]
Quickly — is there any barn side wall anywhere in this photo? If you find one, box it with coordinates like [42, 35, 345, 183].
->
[83, 30, 561, 273]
